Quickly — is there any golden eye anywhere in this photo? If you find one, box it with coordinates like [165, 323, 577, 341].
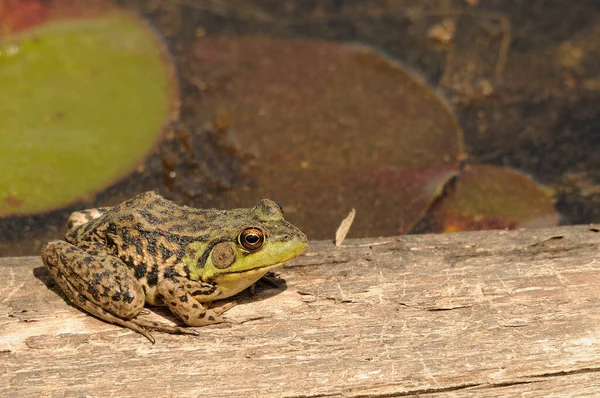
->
[239, 227, 265, 251]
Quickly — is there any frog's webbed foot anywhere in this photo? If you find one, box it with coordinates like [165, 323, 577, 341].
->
[206, 300, 241, 324]
[207, 300, 238, 315]
[128, 316, 200, 337]
[92, 307, 157, 344]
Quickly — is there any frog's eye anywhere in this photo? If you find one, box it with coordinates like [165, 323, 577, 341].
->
[239, 227, 265, 252]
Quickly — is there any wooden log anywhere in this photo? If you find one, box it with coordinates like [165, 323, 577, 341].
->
[1, 225, 600, 397]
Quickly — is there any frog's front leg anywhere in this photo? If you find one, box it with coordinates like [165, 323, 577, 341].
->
[157, 277, 234, 326]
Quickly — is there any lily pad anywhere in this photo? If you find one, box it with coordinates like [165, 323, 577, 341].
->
[428, 165, 559, 232]
[190, 37, 463, 238]
[0, 4, 178, 216]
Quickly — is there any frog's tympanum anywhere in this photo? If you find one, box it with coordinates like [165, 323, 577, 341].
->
[42, 191, 307, 343]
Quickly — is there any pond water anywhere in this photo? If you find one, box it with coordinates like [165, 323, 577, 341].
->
[1, 0, 598, 255]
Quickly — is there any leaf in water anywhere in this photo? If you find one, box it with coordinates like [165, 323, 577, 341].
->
[0, 4, 178, 216]
[429, 165, 559, 232]
[190, 37, 463, 238]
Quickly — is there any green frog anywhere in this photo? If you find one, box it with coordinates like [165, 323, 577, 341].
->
[41, 191, 307, 343]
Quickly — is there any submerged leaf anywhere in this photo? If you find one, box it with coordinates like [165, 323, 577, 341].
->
[429, 165, 559, 232]
[190, 37, 463, 238]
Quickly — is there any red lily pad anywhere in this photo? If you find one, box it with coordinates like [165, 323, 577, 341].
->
[189, 37, 463, 238]
[429, 165, 559, 232]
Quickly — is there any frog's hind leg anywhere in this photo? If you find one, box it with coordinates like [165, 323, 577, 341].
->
[61, 287, 157, 343]
[42, 240, 155, 342]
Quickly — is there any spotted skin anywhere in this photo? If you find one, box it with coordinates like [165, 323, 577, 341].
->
[42, 191, 307, 343]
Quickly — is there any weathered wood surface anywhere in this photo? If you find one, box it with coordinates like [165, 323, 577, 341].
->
[1, 225, 600, 397]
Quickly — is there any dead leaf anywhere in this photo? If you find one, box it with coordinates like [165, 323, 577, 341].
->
[335, 208, 356, 247]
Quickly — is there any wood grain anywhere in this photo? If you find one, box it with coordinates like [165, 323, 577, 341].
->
[1, 225, 600, 397]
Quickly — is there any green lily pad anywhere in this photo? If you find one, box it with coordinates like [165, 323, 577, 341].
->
[429, 165, 559, 232]
[0, 6, 178, 216]
[190, 37, 463, 238]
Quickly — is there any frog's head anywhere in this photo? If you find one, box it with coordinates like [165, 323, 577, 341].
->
[190, 199, 307, 299]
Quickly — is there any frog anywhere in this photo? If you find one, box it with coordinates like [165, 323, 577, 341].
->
[41, 191, 307, 343]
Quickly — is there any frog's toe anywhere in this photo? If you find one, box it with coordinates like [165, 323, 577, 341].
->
[224, 317, 241, 325]
[82, 302, 156, 343]
[130, 316, 200, 336]
[120, 320, 155, 344]
[208, 300, 238, 315]
[78, 301, 155, 344]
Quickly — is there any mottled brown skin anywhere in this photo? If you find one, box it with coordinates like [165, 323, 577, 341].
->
[42, 191, 307, 343]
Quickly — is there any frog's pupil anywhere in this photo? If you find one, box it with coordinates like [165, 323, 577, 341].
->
[240, 227, 264, 251]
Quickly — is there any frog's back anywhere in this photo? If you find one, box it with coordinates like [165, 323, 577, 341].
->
[69, 192, 209, 237]
[64, 193, 216, 290]
[67, 191, 244, 256]
[66, 191, 217, 260]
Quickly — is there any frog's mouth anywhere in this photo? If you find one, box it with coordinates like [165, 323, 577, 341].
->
[221, 261, 284, 276]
